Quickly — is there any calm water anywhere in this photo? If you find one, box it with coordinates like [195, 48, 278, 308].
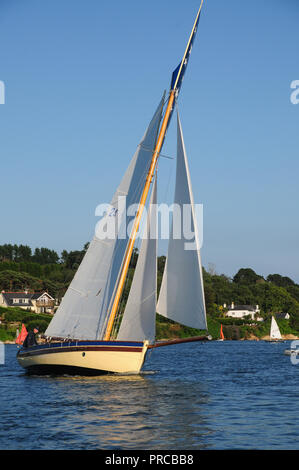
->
[0, 341, 298, 450]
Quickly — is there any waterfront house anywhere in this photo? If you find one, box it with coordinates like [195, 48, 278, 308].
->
[225, 302, 260, 320]
[0, 291, 55, 314]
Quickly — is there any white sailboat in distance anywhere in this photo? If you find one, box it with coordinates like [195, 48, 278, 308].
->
[268, 316, 283, 342]
[17, 1, 210, 375]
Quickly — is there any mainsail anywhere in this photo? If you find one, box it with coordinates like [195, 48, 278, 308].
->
[157, 111, 207, 331]
[45, 96, 164, 341]
[270, 316, 282, 340]
[117, 177, 157, 343]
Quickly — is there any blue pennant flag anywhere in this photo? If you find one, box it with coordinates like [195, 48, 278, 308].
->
[171, 10, 201, 95]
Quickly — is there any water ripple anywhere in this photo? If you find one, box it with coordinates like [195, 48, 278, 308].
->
[0, 342, 298, 449]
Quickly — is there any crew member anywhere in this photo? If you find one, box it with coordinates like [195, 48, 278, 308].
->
[23, 328, 39, 348]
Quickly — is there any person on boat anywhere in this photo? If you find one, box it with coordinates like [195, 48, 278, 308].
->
[23, 328, 39, 348]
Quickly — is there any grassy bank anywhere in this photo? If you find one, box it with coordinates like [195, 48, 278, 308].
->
[0, 306, 52, 342]
[0, 327, 16, 342]
[156, 314, 299, 341]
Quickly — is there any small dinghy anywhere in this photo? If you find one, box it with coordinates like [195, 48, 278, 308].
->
[284, 349, 299, 356]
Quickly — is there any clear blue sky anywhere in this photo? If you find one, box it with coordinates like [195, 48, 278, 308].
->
[0, 0, 298, 282]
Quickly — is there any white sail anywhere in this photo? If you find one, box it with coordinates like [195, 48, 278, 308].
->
[156, 111, 207, 330]
[45, 96, 164, 341]
[117, 177, 157, 343]
[270, 316, 282, 340]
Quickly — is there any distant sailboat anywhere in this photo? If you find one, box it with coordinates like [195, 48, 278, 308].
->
[216, 324, 224, 341]
[219, 324, 225, 341]
[268, 316, 283, 342]
[17, 2, 210, 375]
[284, 348, 299, 357]
[15, 324, 28, 346]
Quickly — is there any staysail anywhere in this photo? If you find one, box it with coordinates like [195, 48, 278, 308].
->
[157, 111, 207, 331]
[270, 316, 282, 340]
[45, 96, 164, 341]
[117, 176, 157, 343]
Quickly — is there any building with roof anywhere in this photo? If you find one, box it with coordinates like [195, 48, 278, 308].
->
[275, 312, 290, 320]
[0, 291, 55, 314]
[225, 302, 261, 320]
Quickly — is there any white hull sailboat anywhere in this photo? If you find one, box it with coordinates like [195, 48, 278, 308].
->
[17, 2, 210, 375]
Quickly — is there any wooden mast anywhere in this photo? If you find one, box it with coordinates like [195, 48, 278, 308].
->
[104, 1, 204, 341]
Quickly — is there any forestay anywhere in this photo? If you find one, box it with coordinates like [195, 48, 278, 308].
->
[157, 111, 207, 331]
[45, 96, 164, 341]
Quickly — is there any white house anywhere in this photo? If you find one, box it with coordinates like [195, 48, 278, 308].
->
[225, 302, 260, 320]
[0, 291, 56, 314]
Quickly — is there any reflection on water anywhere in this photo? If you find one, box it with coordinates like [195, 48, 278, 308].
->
[46, 371, 211, 449]
[1, 342, 299, 449]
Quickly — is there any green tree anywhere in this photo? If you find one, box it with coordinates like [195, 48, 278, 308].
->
[267, 274, 295, 288]
[33, 247, 59, 265]
[0, 244, 14, 261]
[233, 268, 264, 285]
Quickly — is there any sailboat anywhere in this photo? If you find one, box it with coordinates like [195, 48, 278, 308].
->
[217, 324, 225, 341]
[15, 324, 28, 346]
[17, 3, 210, 375]
[268, 316, 283, 342]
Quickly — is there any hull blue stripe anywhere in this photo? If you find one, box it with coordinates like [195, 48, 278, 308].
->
[18, 340, 144, 354]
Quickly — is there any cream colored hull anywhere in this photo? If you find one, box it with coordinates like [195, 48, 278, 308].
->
[17, 340, 149, 375]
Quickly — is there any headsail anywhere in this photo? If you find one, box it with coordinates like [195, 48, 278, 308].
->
[117, 177, 157, 343]
[45, 96, 164, 341]
[157, 111, 207, 331]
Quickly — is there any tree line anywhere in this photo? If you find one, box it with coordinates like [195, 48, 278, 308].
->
[203, 267, 299, 331]
[0, 243, 90, 267]
[0, 244, 298, 331]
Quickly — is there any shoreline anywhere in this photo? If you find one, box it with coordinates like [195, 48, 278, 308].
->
[246, 334, 299, 341]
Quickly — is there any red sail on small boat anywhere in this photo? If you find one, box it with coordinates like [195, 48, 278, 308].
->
[220, 324, 225, 340]
[16, 324, 28, 345]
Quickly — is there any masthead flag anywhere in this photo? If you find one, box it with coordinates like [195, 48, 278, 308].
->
[171, 2, 203, 96]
